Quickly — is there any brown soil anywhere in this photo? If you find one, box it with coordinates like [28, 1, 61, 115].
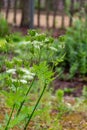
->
[0, 100, 87, 130]
[60, 112, 87, 130]
[54, 77, 87, 97]
[10, 25, 66, 38]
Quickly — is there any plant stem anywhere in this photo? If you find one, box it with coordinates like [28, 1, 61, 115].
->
[5, 103, 15, 130]
[26, 76, 36, 96]
[23, 83, 47, 130]
[16, 76, 36, 116]
[38, 48, 42, 64]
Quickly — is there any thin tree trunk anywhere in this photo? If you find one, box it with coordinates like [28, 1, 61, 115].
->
[13, 0, 17, 24]
[0, 0, 3, 12]
[37, 0, 41, 27]
[46, 0, 50, 29]
[53, 0, 57, 28]
[61, 0, 65, 29]
[79, 0, 84, 19]
[6, 0, 10, 20]
[69, 0, 74, 26]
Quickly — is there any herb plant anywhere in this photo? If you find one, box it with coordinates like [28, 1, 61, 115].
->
[0, 30, 61, 130]
[57, 19, 87, 79]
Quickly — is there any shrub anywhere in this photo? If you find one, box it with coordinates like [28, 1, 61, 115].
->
[0, 14, 9, 37]
[58, 19, 87, 79]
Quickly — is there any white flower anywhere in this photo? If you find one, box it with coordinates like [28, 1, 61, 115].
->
[20, 79, 27, 84]
[19, 68, 35, 76]
[23, 75, 34, 80]
[20, 68, 30, 74]
[12, 78, 27, 84]
[6, 69, 16, 74]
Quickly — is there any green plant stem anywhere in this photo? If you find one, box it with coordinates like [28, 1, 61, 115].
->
[5, 103, 15, 130]
[26, 76, 36, 96]
[16, 76, 36, 116]
[23, 83, 47, 130]
[38, 48, 42, 64]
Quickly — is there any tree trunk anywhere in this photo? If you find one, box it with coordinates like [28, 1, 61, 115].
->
[53, 0, 58, 28]
[61, 0, 65, 29]
[13, 0, 17, 24]
[46, 0, 50, 29]
[20, 0, 30, 27]
[0, 0, 4, 12]
[37, 0, 41, 27]
[69, 0, 74, 26]
[6, 0, 10, 20]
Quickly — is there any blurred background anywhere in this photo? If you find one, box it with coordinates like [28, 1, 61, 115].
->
[0, 0, 87, 32]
